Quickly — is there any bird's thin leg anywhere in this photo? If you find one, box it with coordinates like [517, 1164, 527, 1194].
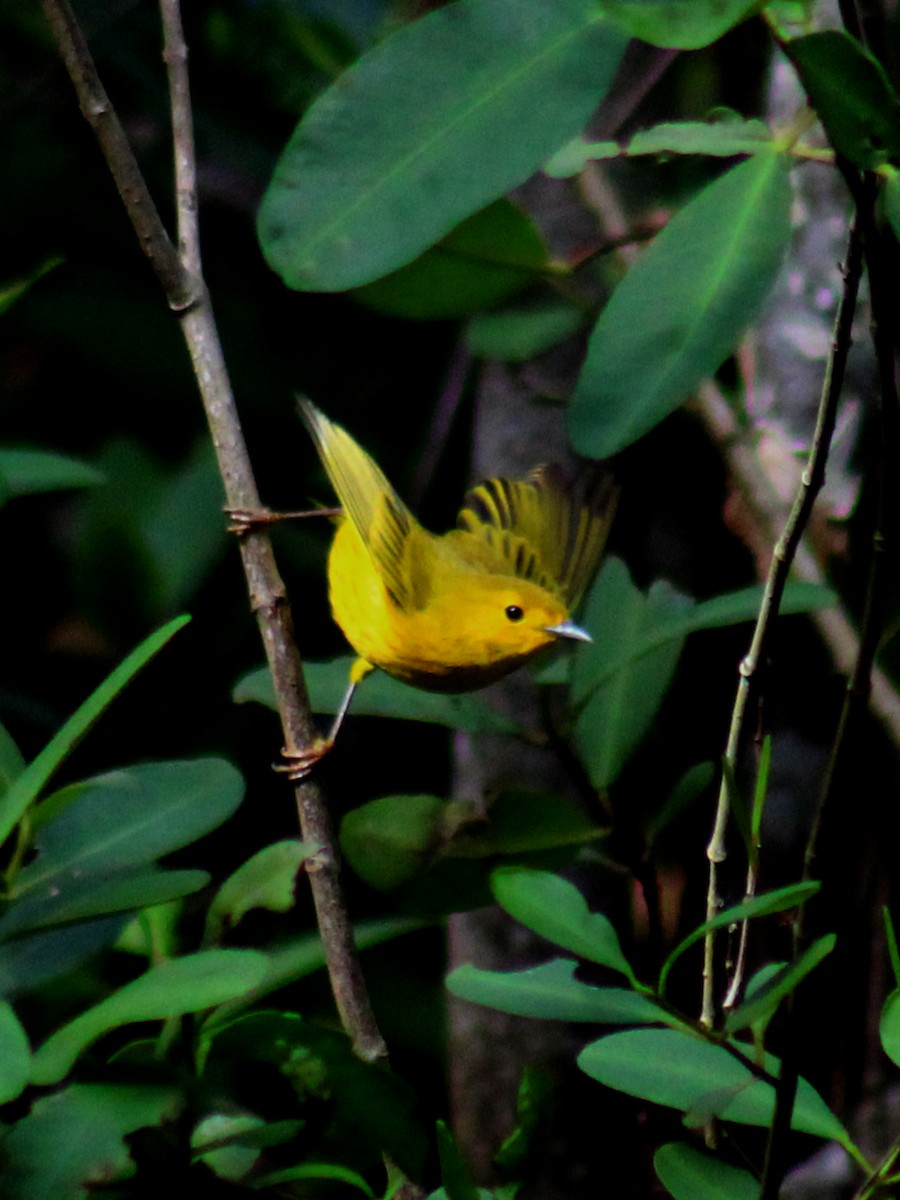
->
[275, 681, 358, 780]
[227, 505, 341, 534]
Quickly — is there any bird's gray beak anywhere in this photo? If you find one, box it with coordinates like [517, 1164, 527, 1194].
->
[545, 620, 592, 644]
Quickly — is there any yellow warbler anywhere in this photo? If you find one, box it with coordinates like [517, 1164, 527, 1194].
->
[296, 400, 617, 762]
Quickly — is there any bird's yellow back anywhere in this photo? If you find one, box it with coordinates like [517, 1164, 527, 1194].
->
[300, 400, 617, 693]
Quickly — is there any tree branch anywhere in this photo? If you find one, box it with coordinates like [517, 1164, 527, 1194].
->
[39, 0, 388, 1068]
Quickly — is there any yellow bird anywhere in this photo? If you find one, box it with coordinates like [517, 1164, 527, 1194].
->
[291, 399, 617, 770]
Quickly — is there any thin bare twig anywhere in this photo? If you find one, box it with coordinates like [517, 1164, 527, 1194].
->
[701, 215, 865, 1029]
[40, 0, 389, 1067]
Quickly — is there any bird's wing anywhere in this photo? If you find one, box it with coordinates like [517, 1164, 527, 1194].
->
[451, 466, 618, 607]
[300, 399, 428, 611]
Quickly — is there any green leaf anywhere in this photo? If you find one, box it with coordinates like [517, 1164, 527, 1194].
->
[0, 1083, 182, 1200]
[0, 915, 129, 998]
[724, 933, 835, 1033]
[234, 659, 521, 735]
[0, 1000, 31, 1102]
[353, 199, 549, 320]
[450, 788, 603, 857]
[0, 616, 191, 847]
[255, 1163, 376, 1194]
[647, 762, 715, 843]
[885, 906, 900, 989]
[599, 0, 759, 49]
[492, 867, 636, 981]
[204, 840, 313, 944]
[578, 1029, 849, 1142]
[447, 958, 668, 1023]
[545, 114, 773, 175]
[0, 449, 102, 501]
[577, 571, 835, 699]
[880, 987, 900, 1068]
[790, 31, 900, 169]
[192, 1113, 267, 1183]
[884, 170, 900, 243]
[140, 440, 229, 612]
[437, 1119, 480, 1200]
[654, 1143, 758, 1200]
[0, 719, 26, 799]
[14, 758, 244, 890]
[0, 256, 62, 317]
[659, 882, 820, 991]
[341, 795, 446, 890]
[257, 0, 627, 290]
[467, 302, 587, 361]
[204, 917, 431, 1026]
[568, 151, 792, 457]
[574, 559, 692, 788]
[207, 1013, 427, 1179]
[30, 949, 269, 1084]
[0, 867, 209, 937]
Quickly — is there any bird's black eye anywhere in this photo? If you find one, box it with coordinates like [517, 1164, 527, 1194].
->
[505, 604, 524, 622]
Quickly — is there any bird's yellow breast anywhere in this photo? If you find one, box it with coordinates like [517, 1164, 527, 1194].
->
[327, 515, 568, 692]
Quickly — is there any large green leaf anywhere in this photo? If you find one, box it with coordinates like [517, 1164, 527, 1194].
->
[447, 958, 668, 1024]
[0, 616, 191, 847]
[790, 30, 900, 169]
[599, 0, 759, 49]
[13, 758, 243, 890]
[258, 0, 627, 290]
[30, 949, 269, 1084]
[0, 1083, 182, 1200]
[467, 302, 588, 361]
[492, 867, 636, 981]
[0, 448, 102, 502]
[0, 915, 129, 998]
[578, 1028, 849, 1143]
[234, 659, 521, 735]
[654, 1143, 758, 1200]
[205, 916, 431, 1026]
[568, 151, 792, 457]
[573, 558, 692, 788]
[880, 987, 900, 1068]
[341, 795, 446, 890]
[0, 867, 209, 938]
[0, 1000, 30, 1103]
[353, 200, 550, 320]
